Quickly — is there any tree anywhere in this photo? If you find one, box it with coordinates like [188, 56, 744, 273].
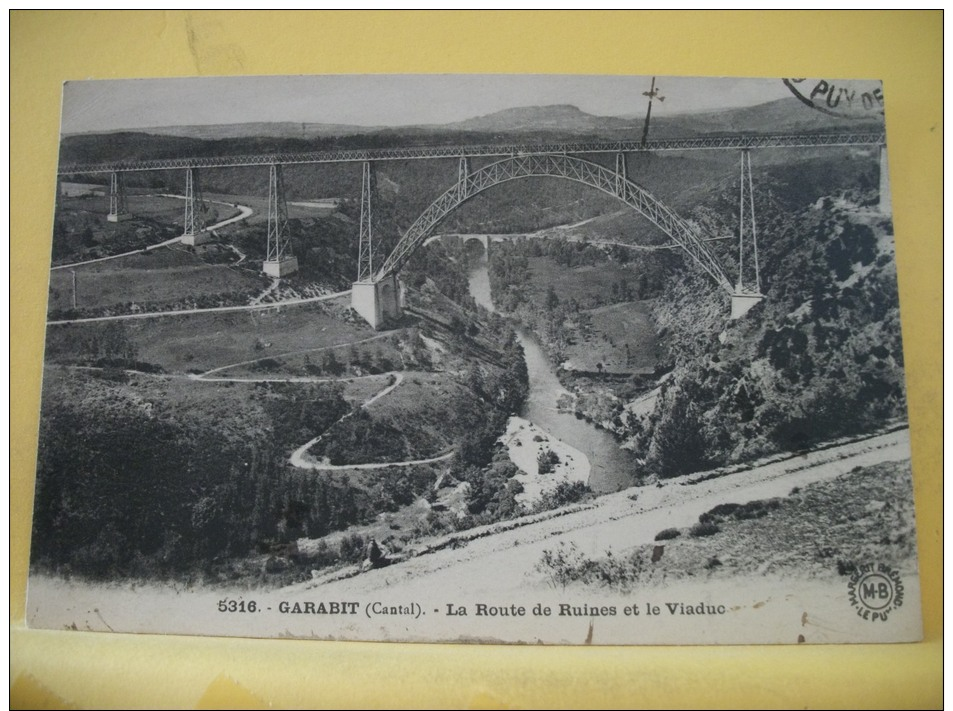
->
[537, 448, 560, 474]
[322, 350, 344, 375]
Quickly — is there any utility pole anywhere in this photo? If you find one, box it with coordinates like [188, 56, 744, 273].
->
[640, 77, 665, 148]
[71, 270, 77, 310]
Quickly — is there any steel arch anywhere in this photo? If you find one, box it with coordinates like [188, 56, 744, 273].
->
[375, 153, 734, 292]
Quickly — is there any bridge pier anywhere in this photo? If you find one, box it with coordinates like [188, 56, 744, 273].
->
[357, 161, 374, 281]
[181, 168, 210, 245]
[731, 149, 763, 319]
[106, 172, 132, 223]
[262, 256, 299, 278]
[730, 291, 764, 319]
[351, 275, 402, 330]
[263, 164, 298, 277]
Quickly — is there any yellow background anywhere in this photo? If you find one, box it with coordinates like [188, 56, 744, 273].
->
[11, 11, 942, 709]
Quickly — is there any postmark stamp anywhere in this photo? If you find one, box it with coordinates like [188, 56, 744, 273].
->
[783, 78, 884, 119]
[847, 563, 904, 621]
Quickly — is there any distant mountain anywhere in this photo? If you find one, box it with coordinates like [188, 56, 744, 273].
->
[650, 98, 883, 137]
[441, 104, 640, 134]
[435, 98, 883, 138]
[64, 97, 883, 145]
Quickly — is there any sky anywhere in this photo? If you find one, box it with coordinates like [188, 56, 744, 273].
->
[60, 74, 794, 134]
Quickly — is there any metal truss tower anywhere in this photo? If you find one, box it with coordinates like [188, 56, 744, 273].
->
[726, 149, 765, 318]
[357, 161, 374, 282]
[266, 164, 292, 261]
[456, 156, 472, 201]
[107, 172, 131, 222]
[182, 167, 207, 242]
[263, 163, 298, 277]
[736, 150, 761, 295]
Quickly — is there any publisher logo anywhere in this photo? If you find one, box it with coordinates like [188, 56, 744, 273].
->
[783, 78, 884, 119]
[847, 563, 904, 621]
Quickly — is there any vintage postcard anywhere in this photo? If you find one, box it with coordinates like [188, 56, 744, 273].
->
[27, 74, 921, 644]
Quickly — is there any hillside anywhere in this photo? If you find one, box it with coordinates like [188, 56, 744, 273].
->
[629, 193, 904, 478]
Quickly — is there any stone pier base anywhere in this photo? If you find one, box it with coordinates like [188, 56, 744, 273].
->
[181, 231, 211, 246]
[106, 213, 132, 223]
[262, 256, 299, 277]
[730, 292, 764, 320]
[351, 274, 402, 330]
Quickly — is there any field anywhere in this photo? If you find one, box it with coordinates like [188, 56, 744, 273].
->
[564, 301, 658, 374]
[180, 191, 338, 228]
[215, 331, 406, 379]
[512, 255, 660, 375]
[62, 191, 243, 227]
[57, 192, 187, 225]
[48, 245, 266, 315]
[525, 257, 637, 308]
[44, 298, 375, 373]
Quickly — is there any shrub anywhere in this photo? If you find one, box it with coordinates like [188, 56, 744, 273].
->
[654, 527, 680, 541]
[537, 448, 561, 474]
[689, 522, 721, 538]
[337, 534, 366, 564]
[535, 480, 590, 511]
[701, 503, 741, 522]
[698, 499, 781, 525]
[251, 358, 284, 372]
[536, 542, 642, 590]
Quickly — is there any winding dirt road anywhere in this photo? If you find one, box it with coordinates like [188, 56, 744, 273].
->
[288, 371, 456, 471]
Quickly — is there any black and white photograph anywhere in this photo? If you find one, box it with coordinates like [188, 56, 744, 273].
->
[27, 73, 921, 644]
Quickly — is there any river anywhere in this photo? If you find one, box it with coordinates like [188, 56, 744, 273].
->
[468, 261, 639, 493]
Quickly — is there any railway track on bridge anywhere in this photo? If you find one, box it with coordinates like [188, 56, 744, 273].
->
[58, 132, 885, 174]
